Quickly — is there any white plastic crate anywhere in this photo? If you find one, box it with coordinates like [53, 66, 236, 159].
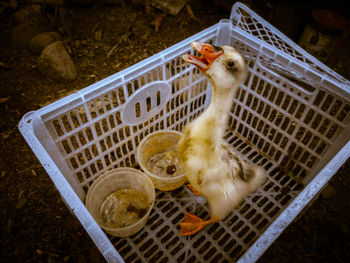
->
[19, 3, 350, 263]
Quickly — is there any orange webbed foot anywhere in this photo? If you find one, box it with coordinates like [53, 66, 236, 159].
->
[180, 212, 219, 236]
[187, 184, 202, 196]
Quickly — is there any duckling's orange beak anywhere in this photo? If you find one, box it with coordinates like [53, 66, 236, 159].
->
[182, 42, 224, 73]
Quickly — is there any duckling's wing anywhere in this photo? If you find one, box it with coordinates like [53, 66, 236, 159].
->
[220, 142, 256, 182]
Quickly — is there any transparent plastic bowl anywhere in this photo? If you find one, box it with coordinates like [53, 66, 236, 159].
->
[85, 167, 155, 237]
[137, 130, 186, 191]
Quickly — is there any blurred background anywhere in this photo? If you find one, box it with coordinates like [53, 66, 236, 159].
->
[0, 0, 349, 262]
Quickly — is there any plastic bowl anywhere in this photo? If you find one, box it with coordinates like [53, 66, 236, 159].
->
[85, 167, 155, 237]
[137, 130, 186, 191]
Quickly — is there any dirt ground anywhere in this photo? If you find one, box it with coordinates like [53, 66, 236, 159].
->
[1, 0, 349, 262]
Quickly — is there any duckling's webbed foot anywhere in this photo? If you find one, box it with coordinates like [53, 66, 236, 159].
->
[180, 212, 218, 236]
[187, 184, 202, 196]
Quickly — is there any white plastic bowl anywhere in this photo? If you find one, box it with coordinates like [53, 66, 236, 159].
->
[85, 167, 155, 237]
[137, 130, 186, 191]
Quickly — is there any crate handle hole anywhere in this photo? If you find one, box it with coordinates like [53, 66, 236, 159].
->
[122, 81, 171, 125]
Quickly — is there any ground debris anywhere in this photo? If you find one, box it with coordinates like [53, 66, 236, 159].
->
[36, 248, 44, 255]
[186, 3, 201, 22]
[150, 13, 165, 32]
[16, 197, 28, 209]
[0, 96, 11, 103]
[94, 30, 103, 41]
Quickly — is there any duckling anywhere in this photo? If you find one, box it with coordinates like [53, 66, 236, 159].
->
[178, 42, 265, 235]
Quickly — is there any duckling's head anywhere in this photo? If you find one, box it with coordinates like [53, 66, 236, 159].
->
[182, 42, 247, 90]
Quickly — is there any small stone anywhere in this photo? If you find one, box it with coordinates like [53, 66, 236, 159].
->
[11, 22, 51, 49]
[150, 0, 186, 15]
[321, 185, 336, 199]
[37, 41, 77, 83]
[29, 31, 61, 54]
[14, 5, 42, 24]
[2, 131, 10, 139]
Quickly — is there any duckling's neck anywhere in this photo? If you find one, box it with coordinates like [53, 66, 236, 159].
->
[194, 81, 238, 139]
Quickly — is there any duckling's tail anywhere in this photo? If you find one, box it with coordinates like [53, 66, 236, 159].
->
[206, 163, 266, 221]
[241, 162, 266, 193]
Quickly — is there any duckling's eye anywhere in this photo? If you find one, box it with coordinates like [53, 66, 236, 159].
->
[226, 60, 235, 69]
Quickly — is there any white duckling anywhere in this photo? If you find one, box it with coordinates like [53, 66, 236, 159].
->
[178, 42, 265, 235]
